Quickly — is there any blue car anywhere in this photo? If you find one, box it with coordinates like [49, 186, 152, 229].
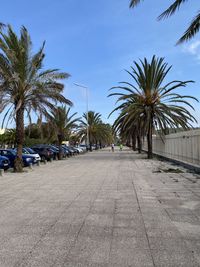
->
[0, 149, 37, 168]
[0, 155, 10, 170]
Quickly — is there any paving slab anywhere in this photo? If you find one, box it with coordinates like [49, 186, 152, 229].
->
[0, 148, 200, 266]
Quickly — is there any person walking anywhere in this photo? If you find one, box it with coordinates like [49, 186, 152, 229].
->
[111, 143, 115, 152]
[119, 144, 123, 151]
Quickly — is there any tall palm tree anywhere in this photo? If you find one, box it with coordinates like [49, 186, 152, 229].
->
[79, 111, 102, 151]
[79, 111, 112, 150]
[47, 106, 80, 159]
[109, 56, 198, 159]
[130, 0, 199, 44]
[0, 25, 72, 171]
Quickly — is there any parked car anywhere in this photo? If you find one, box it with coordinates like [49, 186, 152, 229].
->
[0, 155, 10, 170]
[13, 147, 41, 162]
[60, 146, 70, 157]
[0, 149, 37, 167]
[75, 147, 84, 153]
[79, 144, 89, 152]
[51, 145, 68, 158]
[31, 146, 54, 161]
[70, 146, 80, 154]
[62, 145, 76, 156]
[44, 145, 59, 160]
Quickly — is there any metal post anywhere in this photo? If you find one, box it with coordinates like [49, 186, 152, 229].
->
[74, 83, 89, 149]
[86, 86, 89, 149]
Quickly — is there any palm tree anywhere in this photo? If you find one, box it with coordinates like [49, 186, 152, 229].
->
[79, 111, 102, 151]
[47, 106, 80, 159]
[130, 0, 200, 43]
[79, 111, 113, 150]
[0, 25, 72, 171]
[109, 56, 198, 159]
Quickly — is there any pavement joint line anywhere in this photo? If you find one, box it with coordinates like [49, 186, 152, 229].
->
[129, 155, 156, 267]
[108, 153, 120, 262]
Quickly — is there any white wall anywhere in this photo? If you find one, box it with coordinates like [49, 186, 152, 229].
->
[143, 129, 200, 166]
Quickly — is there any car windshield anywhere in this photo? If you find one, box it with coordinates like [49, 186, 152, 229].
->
[22, 148, 29, 154]
[25, 148, 35, 154]
[6, 150, 16, 156]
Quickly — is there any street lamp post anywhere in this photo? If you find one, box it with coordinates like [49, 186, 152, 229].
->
[74, 83, 89, 149]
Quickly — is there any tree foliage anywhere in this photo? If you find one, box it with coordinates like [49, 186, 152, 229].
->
[109, 56, 198, 158]
[129, 0, 200, 44]
[0, 25, 71, 171]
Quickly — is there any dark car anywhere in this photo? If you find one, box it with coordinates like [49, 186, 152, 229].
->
[31, 146, 54, 161]
[60, 146, 70, 157]
[62, 145, 75, 156]
[0, 155, 10, 170]
[47, 145, 60, 159]
[51, 145, 68, 158]
[0, 149, 37, 167]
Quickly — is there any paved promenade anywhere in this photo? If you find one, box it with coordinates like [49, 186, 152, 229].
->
[0, 148, 200, 267]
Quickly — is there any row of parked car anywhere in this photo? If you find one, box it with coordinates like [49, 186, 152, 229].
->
[0, 144, 87, 170]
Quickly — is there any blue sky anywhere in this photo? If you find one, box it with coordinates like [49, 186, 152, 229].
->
[1, 0, 200, 126]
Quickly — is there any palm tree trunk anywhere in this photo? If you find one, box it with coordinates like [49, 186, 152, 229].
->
[137, 135, 142, 153]
[147, 121, 153, 159]
[132, 134, 137, 151]
[15, 107, 24, 172]
[58, 134, 63, 160]
[99, 141, 102, 149]
[89, 142, 92, 152]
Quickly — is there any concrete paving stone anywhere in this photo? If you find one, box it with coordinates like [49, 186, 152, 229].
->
[151, 249, 199, 267]
[114, 217, 143, 228]
[146, 228, 182, 239]
[78, 225, 112, 239]
[112, 235, 149, 250]
[66, 236, 111, 264]
[166, 208, 195, 215]
[0, 251, 27, 267]
[173, 221, 200, 240]
[0, 233, 40, 252]
[58, 260, 109, 267]
[144, 220, 176, 230]
[85, 213, 113, 227]
[113, 226, 146, 238]
[148, 237, 189, 251]
[109, 248, 154, 267]
[185, 240, 200, 264]
[168, 214, 200, 224]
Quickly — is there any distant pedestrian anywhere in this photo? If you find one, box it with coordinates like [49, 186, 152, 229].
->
[119, 144, 123, 151]
[111, 143, 115, 152]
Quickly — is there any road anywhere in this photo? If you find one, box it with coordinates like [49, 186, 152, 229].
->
[0, 148, 200, 266]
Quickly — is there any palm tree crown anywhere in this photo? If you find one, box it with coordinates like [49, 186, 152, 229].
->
[79, 111, 113, 149]
[47, 106, 80, 158]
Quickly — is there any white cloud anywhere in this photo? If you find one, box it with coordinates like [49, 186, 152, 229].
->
[183, 40, 200, 60]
